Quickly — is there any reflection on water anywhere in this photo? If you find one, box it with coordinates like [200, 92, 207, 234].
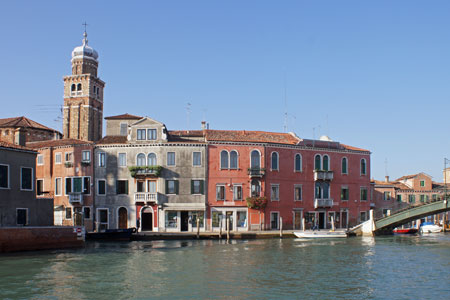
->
[1, 235, 449, 299]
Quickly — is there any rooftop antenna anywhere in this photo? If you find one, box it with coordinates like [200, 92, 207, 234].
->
[186, 102, 191, 129]
[283, 72, 288, 132]
[326, 114, 329, 137]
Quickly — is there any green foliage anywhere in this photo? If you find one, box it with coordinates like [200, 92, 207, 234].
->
[128, 165, 162, 177]
[246, 196, 267, 210]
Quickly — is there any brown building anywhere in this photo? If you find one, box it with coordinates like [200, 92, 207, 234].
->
[0, 116, 62, 145]
[63, 31, 104, 142]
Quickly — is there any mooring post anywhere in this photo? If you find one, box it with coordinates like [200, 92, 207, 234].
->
[196, 218, 200, 239]
[227, 215, 230, 242]
[302, 217, 305, 232]
[219, 216, 222, 239]
[279, 216, 283, 238]
[331, 215, 335, 232]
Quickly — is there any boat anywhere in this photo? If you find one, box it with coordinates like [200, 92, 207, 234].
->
[294, 231, 347, 238]
[419, 222, 442, 234]
[393, 228, 418, 234]
[86, 228, 136, 241]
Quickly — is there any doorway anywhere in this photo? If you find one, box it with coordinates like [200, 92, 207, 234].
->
[181, 211, 189, 231]
[141, 207, 153, 231]
[294, 211, 302, 230]
[270, 212, 279, 230]
[118, 207, 128, 229]
[318, 212, 326, 229]
[226, 211, 234, 231]
[341, 210, 348, 229]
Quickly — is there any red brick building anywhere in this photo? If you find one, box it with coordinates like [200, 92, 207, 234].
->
[0, 116, 62, 145]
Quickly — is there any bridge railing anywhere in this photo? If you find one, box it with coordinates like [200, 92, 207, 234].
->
[372, 198, 444, 221]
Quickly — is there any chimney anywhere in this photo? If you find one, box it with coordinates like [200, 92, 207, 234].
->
[201, 121, 206, 130]
[385, 176, 389, 183]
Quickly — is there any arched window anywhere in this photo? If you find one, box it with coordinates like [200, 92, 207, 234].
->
[136, 153, 146, 166]
[322, 182, 330, 198]
[361, 159, 367, 175]
[77, 83, 82, 91]
[314, 155, 321, 170]
[271, 152, 279, 170]
[148, 153, 157, 166]
[315, 182, 322, 198]
[220, 150, 229, 169]
[251, 150, 261, 169]
[323, 155, 329, 171]
[230, 150, 238, 169]
[71, 84, 76, 92]
[295, 154, 302, 172]
[342, 157, 348, 174]
[251, 179, 261, 197]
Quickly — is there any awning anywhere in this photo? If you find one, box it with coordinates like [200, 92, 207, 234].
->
[54, 205, 64, 211]
[162, 203, 206, 211]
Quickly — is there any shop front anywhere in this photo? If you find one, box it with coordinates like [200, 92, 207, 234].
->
[210, 207, 248, 232]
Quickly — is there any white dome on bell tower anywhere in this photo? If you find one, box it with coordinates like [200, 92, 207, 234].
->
[71, 31, 98, 62]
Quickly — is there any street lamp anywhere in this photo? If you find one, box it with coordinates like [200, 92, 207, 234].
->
[443, 158, 450, 232]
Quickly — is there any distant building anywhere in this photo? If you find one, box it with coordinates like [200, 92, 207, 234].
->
[0, 141, 53, 227]
[0, 116, 61, 145]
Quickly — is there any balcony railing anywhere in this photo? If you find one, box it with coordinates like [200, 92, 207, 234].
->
[247, 167, 266, 177]
[134, 192, 159, 204]
[314, 170, 334, 181]
[69, 193, 83, 205]
[314, 198, 333, 208]
[129, 166, 163, 177]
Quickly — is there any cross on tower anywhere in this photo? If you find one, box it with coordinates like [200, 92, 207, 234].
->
[82, 22, 88, 34]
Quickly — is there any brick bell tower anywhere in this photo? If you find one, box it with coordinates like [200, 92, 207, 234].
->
[63, 30, 104, 141]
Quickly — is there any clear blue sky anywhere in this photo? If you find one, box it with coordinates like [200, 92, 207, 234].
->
[1, 1, 450, 181]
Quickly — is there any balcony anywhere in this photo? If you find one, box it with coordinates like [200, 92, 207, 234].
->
[314, 198, 333, 208]
[129, 166, 162, 178]
[314, 170, 334, 181]
[134, 192, 159, 204]
[248, 168, 266, 178]
[69, 193, 83, 205]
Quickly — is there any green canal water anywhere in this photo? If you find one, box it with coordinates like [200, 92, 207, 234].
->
[1, 234, 449, 300]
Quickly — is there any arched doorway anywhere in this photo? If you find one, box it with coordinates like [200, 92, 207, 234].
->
[141, 207, 153, 231]
[118, 207, 128, 229]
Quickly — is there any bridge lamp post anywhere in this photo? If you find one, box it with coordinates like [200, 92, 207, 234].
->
[444, 158, 450, 232]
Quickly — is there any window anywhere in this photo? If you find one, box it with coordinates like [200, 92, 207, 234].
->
[83, 207, 91, 219]
[384, 192, 391, 201]
[271, 152, 279, 171]
[136, 180, 145, 193]
[191, 180, 204, 194]
[165, 211, 178, 228]
[250, 150, 260, 168]
[0, 164, 9, 189]
[322, 182, 329, 198]
[295, 154, 302, 172]
[137, 129, 146, 140]
[148, 153, 157, 166]
[191, 211, 204, 228]
[37, 155, 44, 165]
[83, 177, 90, 195]
[271, 184, 279, 201]
[116, 180, 129, 195]
[136, 153, 146, 166]
[251, 179, 261, 197]
[120, 123, 127, 136]
[360, 187, 368, 201]
[166, 180, 179, 194]
[237, 211, 247, 228]
[212, 211, 223, 227]
[361, 159, 367, 175]
[233, 185, 243, 201]
[17, 209, 27, 225]
[193, 152, 201, 166]
[98, 152, 106, 167]
[408, 195, 415, 203]
[77, 83, 82, 91]
[65, 152, 73, 162]
[97, 180, 106, 195]
[315, 155, 321, 170]
[148, 129, 157, 140]
[420, 180, 425, 187]
[55, 153, 62, 164]
[294, 185, 302, 201]
[82, 150, 90, 162]
[341, 187, 349, 201]
[148, 181, 156, 193]
[21, 167, 33, 191]
[360, 211, 367, 222]
[98, 209, 108, 229]
[342, 157, 348, 174]
[397, 195, 402, 202]
[323, 155, 329, 171]
[420, 194, 425, 202]
[220, 150, 229, 169]
[216, 185, 226, 200]
[71, 84, 76, 92]
[65, 177, 86, 194]
[36, 179, 44, 196]
[230, 151, 238, 169]
[55, 178, 62, 196]
[118, 153, 127, 167]
[65, 207, 72, 219]
[167, 152, 175, 166]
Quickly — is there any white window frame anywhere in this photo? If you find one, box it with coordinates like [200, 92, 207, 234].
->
[98, 152, 106, 167]
[120, 122, 128, 136]
[97, 179, 107, 196]
[220, 150, 229, 169]
[230, 150, 239, 169]
[118, 152, 127, 167]
[65, 152, 73, 162]
[37, 154, 44, 165]
[216, 184, 226, 201]
[20, 167, 33, 191]
[147, 128, 157, 140]
[323, 154, 330, 171]
[341, 157, 348, 174]
[250, 149, 262, 169]
[192, 179, 203, 195]
[294, 184, 302, 201]
[137, 128, 146, 140]
[55, 152, 62, 164]
[16, 208, 28, 225]
[233, 184, 243, 201]
[192, 151, 202, 167]
[82, 150, 91, 162]
[55, 177, 62, 196]
[0, 163, 10, 189]
[270, 184, 280, 201]
[167, 152, 176, 166]
[384, 191, 391, 201]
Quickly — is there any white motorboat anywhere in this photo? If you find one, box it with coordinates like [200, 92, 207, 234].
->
[419, 222, 442, 234]
[294, 231, 347, 238]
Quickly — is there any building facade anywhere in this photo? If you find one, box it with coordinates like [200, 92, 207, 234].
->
[0, 116, 61, 145]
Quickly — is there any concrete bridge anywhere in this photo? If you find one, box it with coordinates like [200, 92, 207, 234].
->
[351, 200, 450, 236]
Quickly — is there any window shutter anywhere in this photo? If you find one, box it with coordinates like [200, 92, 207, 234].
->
[165, 180, 169, 194]
[125, 180, 129, 194]
[175, 180, 179, 194]
[116, 181, 119, 194]
[191, 180, 194, 194]
[200, 180, 204, 195]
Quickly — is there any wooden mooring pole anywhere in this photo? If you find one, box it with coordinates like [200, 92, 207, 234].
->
[227, 215, 230, 242]
[196, 218, 200, 239]
[279, 216, 283, 238]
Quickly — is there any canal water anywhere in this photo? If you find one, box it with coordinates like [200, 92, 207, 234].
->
[1, 235, 449, 300]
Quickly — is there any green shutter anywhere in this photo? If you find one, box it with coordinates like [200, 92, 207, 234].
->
[165, 180, 169, 194]
[191, 180, 194, 194]
[116, 181, 119, 194]
[175, 180, 179, 194]
[125, 180, 129, 194]
[200, 180, 204, 195]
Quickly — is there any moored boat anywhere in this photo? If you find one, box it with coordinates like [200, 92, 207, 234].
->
[419, 222, 442, 234]
[393, 228, 418, 234]
[86, 228, 136, 241]
[294, 231, 347, 238]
